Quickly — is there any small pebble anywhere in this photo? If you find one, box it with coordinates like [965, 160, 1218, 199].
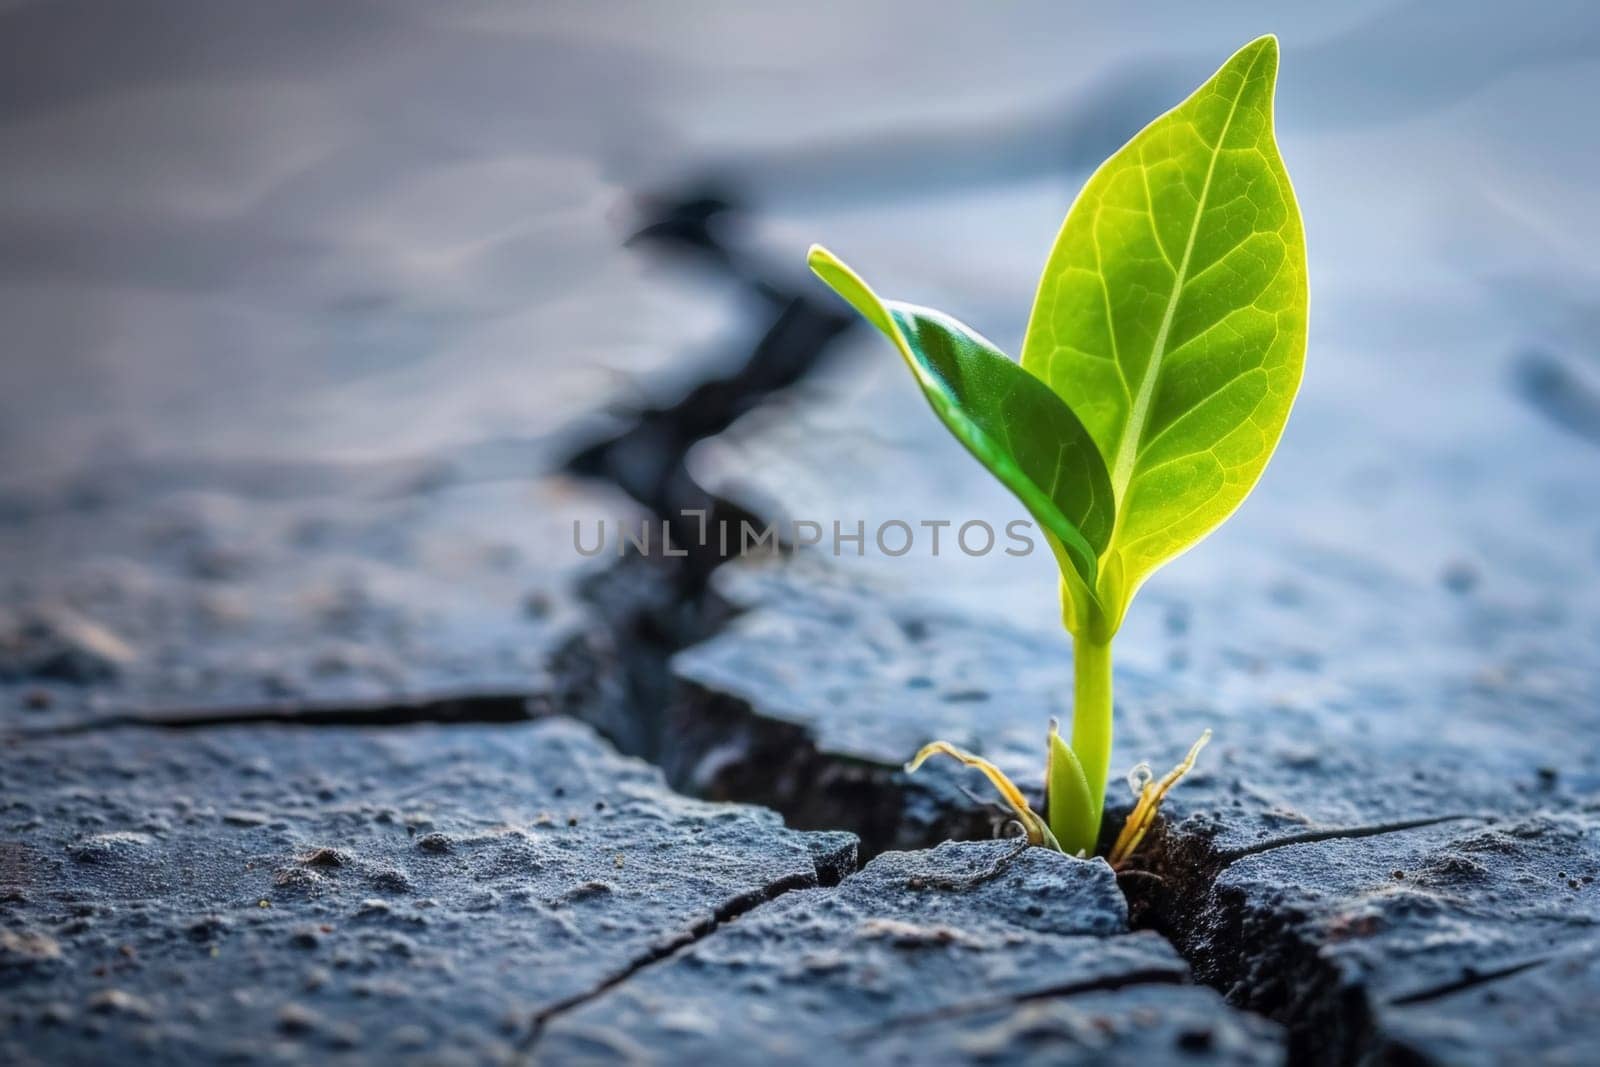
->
[415, 832, 453, 854]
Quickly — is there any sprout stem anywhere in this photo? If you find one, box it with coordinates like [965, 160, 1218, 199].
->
[1070, 635, 1115, 844]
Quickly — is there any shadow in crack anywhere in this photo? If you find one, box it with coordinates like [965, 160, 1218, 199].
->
[565, 186, 857, 591]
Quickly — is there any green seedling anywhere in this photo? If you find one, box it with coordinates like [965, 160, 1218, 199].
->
[809, 36, 1306, 863]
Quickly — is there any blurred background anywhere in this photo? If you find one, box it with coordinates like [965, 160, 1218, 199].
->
[2, 0, 1598, 717]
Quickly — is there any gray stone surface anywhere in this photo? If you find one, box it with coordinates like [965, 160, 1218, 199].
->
[1174, 812, 1600, 1065]
[0, 718, 850, 1064]
[3, 6, 1600, 1063]
[667, 560, 1600, 1063]
[0, 474, 636, 729]
[891, 985, 1286, 1066]
[536, 840, 1281, 1065]
[1377, 941, 1600, 1067]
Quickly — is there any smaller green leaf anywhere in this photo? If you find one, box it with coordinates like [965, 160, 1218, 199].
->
[1045, 719, 1096, 857]
[807, 245, 1114, 596]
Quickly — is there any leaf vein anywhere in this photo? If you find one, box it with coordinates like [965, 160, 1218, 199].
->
[1107, 49, 1257, 510]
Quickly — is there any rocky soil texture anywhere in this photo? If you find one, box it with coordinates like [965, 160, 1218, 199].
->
[6, 6, 1600, 1064]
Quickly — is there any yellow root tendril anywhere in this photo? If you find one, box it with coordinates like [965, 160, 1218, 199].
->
[905, 741, 1062, 852]
[1107, 729, 1212, 869]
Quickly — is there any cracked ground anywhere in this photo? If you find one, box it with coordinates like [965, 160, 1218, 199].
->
[5, 4, 1600, 1065]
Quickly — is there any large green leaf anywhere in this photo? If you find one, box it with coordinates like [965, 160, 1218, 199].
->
[1021, 35, 1307, 626]
[809, 246, 1113, 595]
